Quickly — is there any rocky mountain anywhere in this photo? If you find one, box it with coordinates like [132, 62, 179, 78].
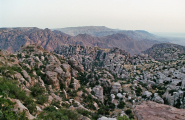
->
[0, 27, 71, 52]
[143, 43, 185, 61]
[53, 26, 158, 41]
[101, 33, 159, 55]
[1, 44, 185, 119]
[0, 27, 161, 55]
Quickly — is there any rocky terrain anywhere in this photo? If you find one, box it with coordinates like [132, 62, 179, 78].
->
[143, 43, 185, 61]
[1, 43, 185, 120]
[0, 27, 160, 55]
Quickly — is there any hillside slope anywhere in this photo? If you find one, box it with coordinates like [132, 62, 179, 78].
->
[143, 43, 185, 61]
[1, 44, 185, 119]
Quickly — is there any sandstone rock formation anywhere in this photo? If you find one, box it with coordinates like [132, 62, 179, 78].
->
[111, 82, 122, 94]
[11, 99, 35, 120]
[46, 71, 60, 90]
[134, 101, 185, 120]
[93, 85, 104, 103]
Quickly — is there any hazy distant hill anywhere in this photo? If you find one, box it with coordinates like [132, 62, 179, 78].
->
[53, 26, 115, 36]
[0, 27, 161, 55]
[53, 26, 158, 41]
[143, 43, 185, 61]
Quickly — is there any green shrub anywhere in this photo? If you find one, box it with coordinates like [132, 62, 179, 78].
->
[117, 101, 125, 109]
[125, 109, 132, 115]
[0, 97, 28, 120]
[25, 102, 37, 114]
[0, 77, 37, 114]
[135, 86, 142, 96]
[30, 83, 45, 97]
[98, 106, 110, 115]
[36, 95, 48, 105]
[77, 72, 88, 85]
[0, 65, 22, 75]
[76, 108, 91, 116]
[34, 67, 48, 84]
[125, 109, 134, 119]
[17, 53, 22, 58]
[87, 103, 96, 110]
[109, 103, 115, 109]
[117, 115, 129, 120]
[10, 54, 16, 57]
[44, 106, 57, 112]
[51, 100, 61, 109]
[169, 89, 178, 95]
[38, 106, 80, 120]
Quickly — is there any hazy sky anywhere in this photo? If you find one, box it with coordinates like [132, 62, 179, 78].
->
[1, 0, 185, 33]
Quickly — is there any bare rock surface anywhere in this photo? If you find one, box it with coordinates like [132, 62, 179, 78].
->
[11, 99, 35, 120]
[134, 101, 185, 120]
[97, 116, 116, 120]
[93, 85, 104, 103]
[111, 82, 121, 94]
[46, 71, 60, 90]
[22, 70, 31, 83]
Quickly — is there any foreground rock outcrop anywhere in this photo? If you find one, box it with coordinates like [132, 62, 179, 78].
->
[134, 101, 185, 120]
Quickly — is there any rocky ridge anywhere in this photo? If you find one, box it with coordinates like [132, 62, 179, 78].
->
[53, 26, 158, 40]
[143, 43, 185, 61]
[0, 27, 160, 55]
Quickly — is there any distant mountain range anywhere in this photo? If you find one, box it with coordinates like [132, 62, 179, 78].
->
[53, 26, 158, 40]
[0, 26, 168, 55]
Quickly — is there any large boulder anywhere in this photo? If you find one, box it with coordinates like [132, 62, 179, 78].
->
[54, 66, 64, 75]
[14, 72, 23, 80]
[152, 93, 164, 104]
[68, 58, 78, 67]
[93, 85, 104, 103]
[64, 71, 71, 86]
[181, 79, 185, 89]
[73, 78, 81, 90]
[111, 82, 121, 94]
[68, 58, 84, 72]
[163, 88, 179, 106]
[97, 116, 116, 120]
[46, 71, 60, 90]
[51, 93, 62, 101]
[75, 64, 84, 73]
[72, 69, 78, 77]
[21, 70, 32, 83]
[62, 63, 71, 72]
[142, 91, 152, 98]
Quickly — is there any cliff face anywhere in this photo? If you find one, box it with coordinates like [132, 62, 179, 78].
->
[0, 28, 71, 52]
[0, 27, 160, 55]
